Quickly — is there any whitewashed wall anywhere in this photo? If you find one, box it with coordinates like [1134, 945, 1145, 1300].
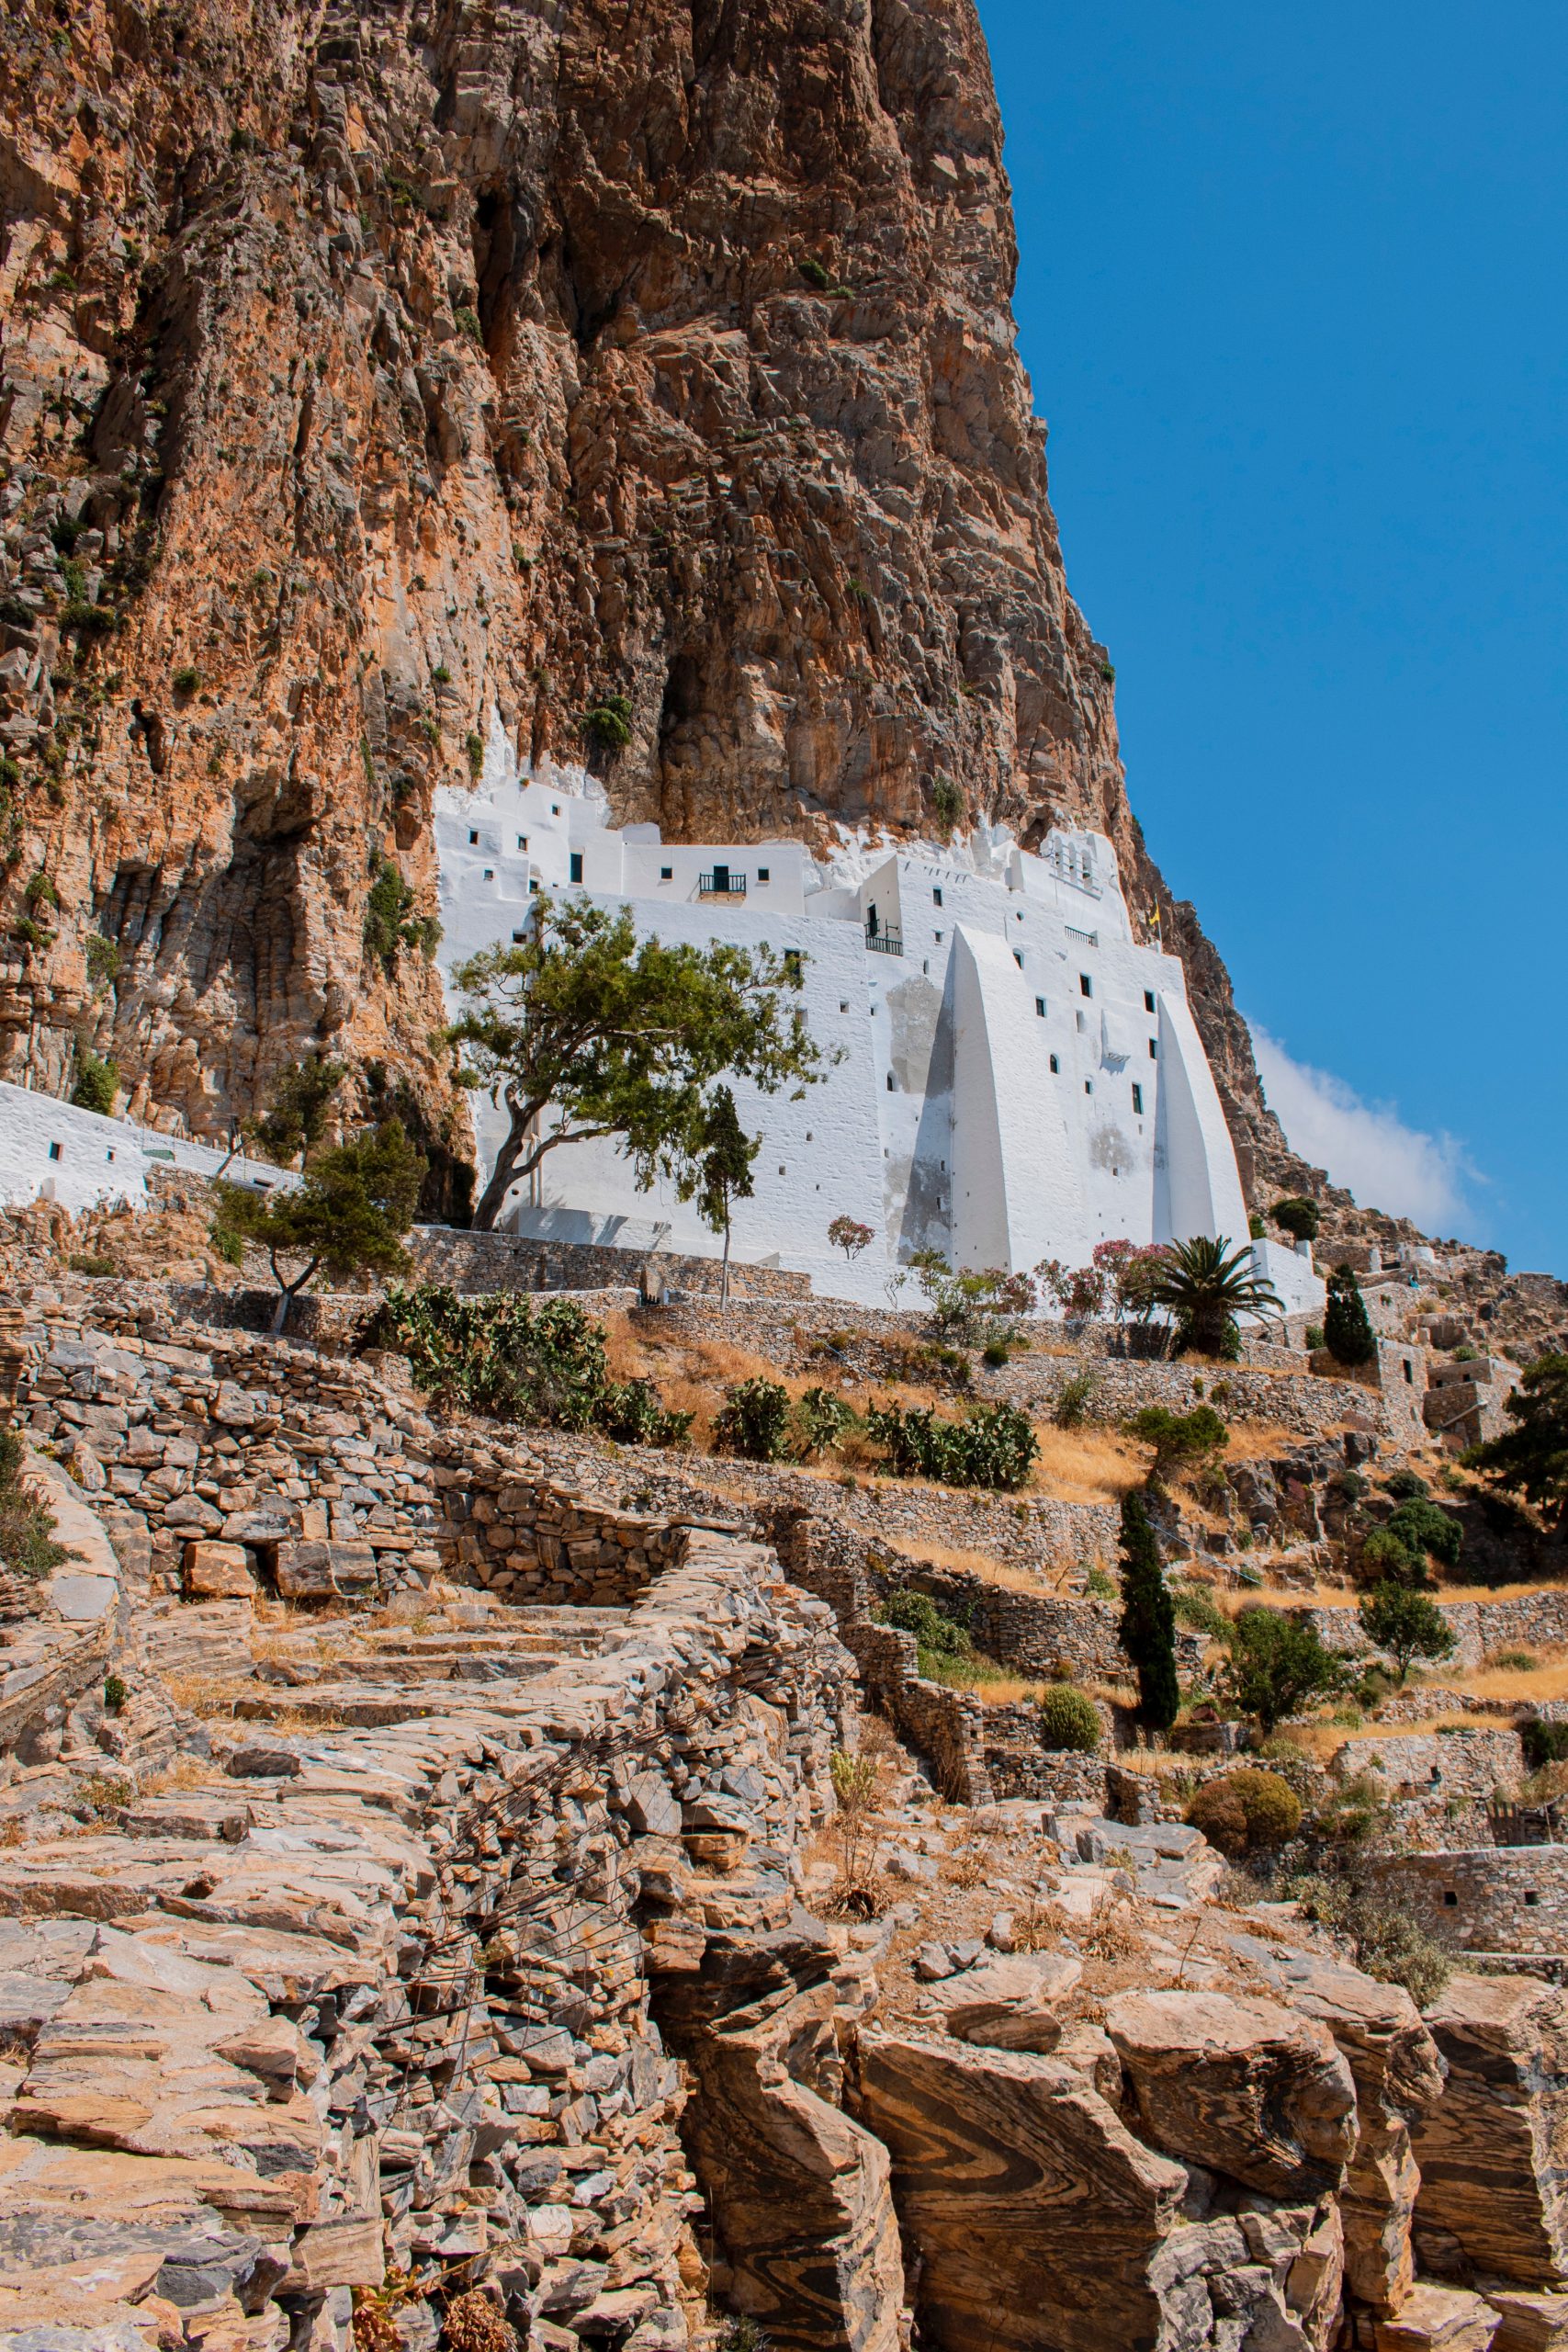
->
[0, 1079, 292, 1217]
[433, 748, 1253, 1306]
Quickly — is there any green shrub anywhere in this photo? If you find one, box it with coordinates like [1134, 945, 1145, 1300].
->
[465, 729, 484, 778]
[866, 1399, 1038, 1490]
[597, 1377, 693, 1448]
[1358, 1582, 1456, 1681]
[0, 1423, 70, 1582]
[1220, 1606, 1342, 1731]
[1382, 1468, 1429, 1500]
[454, 304, 482, 342]
[1487, 1648, 1538, 1672]
[1118, 1488, 1179, 1730]
[581, 694, 633, 751]
[1387, 1496, 1462, 1570]
[1187, 1767, 1301, 1857]
[70, 1043, 118, 1114]
[1054, 1369, 1099, 1428]
[373, 1284, 682, 1443]
[1305, 1323, 1325, 1351]
[1270, 1196, 1321, 1243]
[432, 663, 452, 684]
[1126, 1403, 1229, 1487]
[209, 1221, 245, 1268]
[1038, 1685, 1101, 1752]
[1291, 1871, 1451, 2005]
[23, 870, 59, 911]
[1522, 1718, 1568, 1773]
[84, 933, 120, 987]
[716, 1377, 792, 1462]
[364, 854, 438, 968]
[931, 775, 964, 834]
[172, 664, 200, 693]
[1169, 1582, 1230, 1640]
[1325, 1266, 1376, 1366]
[1359, 1524, 1427, 1589]
[102, 1673, 127, 1714]
[792, 1385, 852, 1458]
[67, 1252, 117, 1277]
[982, 1339, 1010, 1369]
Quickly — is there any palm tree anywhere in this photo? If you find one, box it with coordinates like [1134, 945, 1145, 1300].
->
[1149, 1236, 1281, 1359]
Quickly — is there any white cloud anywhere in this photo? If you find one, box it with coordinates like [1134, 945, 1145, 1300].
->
[1247, 1021, 1477, 1234]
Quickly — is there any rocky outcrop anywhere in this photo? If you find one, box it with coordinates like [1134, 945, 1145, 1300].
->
[1102, 1988, 1359, 2203]
[1260, 1949, 1446, 2313]
[0, 0, 1297, 1207]
[1412, 1975, 1568, 2289]
[854, 2029, 1346, 2352]
[654, 1923, 904, 2352]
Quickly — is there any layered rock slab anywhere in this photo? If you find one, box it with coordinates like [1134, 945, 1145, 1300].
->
[854, 2028, 1342, 2352]
[1259, 1947, 1445, 2312]
[1103, 1988, 1359, 2201]
[656, 1923, 904, 2352]
[1412, 1975, 1568, 2288]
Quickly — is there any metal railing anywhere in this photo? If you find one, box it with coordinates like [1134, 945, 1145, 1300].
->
[698, 871, 747, 897]
[865, 926, 903, 956]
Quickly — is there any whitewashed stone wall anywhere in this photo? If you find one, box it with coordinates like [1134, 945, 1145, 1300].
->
[434, 748, 1250, 1305]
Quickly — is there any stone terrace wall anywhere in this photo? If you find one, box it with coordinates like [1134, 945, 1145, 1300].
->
[0, 1515, 859, 2348]
[1377, 1848, 1568, 1957]
[1308, 1590, 1568, 1672]
[636, 1296, 1385, 1442]
[410, 1226, 813, 1301]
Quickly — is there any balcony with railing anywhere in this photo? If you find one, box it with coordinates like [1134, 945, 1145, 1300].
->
[698, 869, 747, 899]
[865, 924, 903, 956]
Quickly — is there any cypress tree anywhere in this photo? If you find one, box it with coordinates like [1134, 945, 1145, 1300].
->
[1325, 1265, 1377, 1366]
[1117, 1489, 1179, 1730]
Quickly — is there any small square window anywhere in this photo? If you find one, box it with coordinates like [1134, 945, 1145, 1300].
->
[106, 1149, 115, 1162]
[1013, 950, 1023, 969]
[569, 853, 583, 883]
[483, 867, 494, 880]
[528, 878, 539, 893]
[1132, 1083, 1144, 1114]
[840, 1001, 849, 1012]
[47, 1141, 62, 1161]
[934, 930, 944, 943]
[1144, 989, 1155, 1012]
[518, 834, 527, 849]
[1403, 1360, 1414, 1384]
[660, 865, 672, 880]
[551, 803, 560, 816]
[757, 866, 770, 882]
[932, 887, 942, 907]
[778, 1166, 785, 1176]
[1079, 973, 1093, 997]
[513, 930, 527, 943]
[1034, 997, 1045, 1017]
[468, 829, 479, 845]
[1527, 1891, 1540, 1905]
[1049, 1054, 1059, 1074]
[886, 1072, 895, 1091]
[1149, 1038, 1157, 1058]
[1443, 1891, 1458, 1905]
[1084, 1080, 1093, 1095]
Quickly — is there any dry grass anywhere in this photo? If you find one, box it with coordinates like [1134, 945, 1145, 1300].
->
[1442, 1655, 1568, 1704]
[1030, 1424, 1146, 1505]
[888, 1534, 1086, 1595]
[161, 1672, 258, 1718]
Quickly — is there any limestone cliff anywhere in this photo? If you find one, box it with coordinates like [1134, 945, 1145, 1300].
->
[0, 0, 1288, 1202]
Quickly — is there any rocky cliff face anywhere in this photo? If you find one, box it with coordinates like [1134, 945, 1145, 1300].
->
[0, 0, 1289, 1198]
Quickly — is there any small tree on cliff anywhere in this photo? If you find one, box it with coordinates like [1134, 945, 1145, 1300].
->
[245, 1052, 348, 1170]
[1467, 1352, 1568, 1527]
[443, 898, 827, 1228]
[1117, 1489, 1180, 1731]
[684, 1086, 758, 1309]
[1325, 1265, 1377, 1367]
[214, 1121, 424, 1334]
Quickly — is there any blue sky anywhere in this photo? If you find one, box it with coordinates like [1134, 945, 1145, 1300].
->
[977, 1, 1568, 1273]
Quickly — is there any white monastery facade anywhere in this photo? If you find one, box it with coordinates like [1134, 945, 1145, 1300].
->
[432, 748, 1314, 1314]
